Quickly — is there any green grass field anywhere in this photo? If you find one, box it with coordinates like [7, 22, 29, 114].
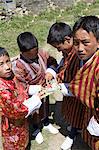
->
[0, 0, 99, 57]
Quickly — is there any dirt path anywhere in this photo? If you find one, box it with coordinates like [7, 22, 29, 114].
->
[47, 127, 65, 150]
[30, 99, 92, 150]
[31, 123, 91, 150]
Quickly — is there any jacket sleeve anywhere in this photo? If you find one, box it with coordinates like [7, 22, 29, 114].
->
[0, 88, 28, 119]
[12, 61, 29, 84]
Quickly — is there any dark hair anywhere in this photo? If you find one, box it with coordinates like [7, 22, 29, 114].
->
[47, 22, 72, 45]
[0, 47, 9, 57]
[73, 16, 99, 41]
[17, 32, 38, 52]
[47, 56, 58, 68]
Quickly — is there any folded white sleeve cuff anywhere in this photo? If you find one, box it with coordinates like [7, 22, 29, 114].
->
[59, 83, 73, 96]
[87, 116, 99, 136]
[28, 85, 42, 95]
[23, 95, 42, 118]
[46, 68, 56, 79]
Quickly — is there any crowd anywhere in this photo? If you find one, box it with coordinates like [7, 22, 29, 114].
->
[0, 15, 99, 150]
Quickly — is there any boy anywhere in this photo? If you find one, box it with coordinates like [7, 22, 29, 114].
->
[0, 47, 42, 150]
[69, 15, 99, 150]
[46, 22, 85, 150]
[12, 32, 59, 144]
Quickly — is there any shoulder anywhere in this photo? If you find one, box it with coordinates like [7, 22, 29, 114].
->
[0, 79, 7, 92]
[38, 49, 49, 59]
[12, 56, 27, 71]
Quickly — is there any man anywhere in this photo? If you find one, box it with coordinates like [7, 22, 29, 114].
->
[69, 15, 99, 150]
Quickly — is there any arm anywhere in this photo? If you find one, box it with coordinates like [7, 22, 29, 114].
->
[13, 65, 29, 84]
[0, 89, 42, 119]
[0, 89, 28, 119]
[59, 83, 74, 96]
[12, 60, 33, 85]
[47, 56, 58, 68]
[45, 56, 58, 81]
[45, 57, 64, 82]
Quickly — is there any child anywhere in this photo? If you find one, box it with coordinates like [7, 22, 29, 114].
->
[69, 15, 99, 150]
[12, 32, 59, 144]
[46, 22, 85, 150]
[0, 47, 42, 150]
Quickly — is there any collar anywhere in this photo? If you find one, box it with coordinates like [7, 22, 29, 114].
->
[20, 54, 39, 64]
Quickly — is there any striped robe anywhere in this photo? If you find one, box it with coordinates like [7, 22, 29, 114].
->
[12, 50, 49, 122]
[70, 50, 99, 150]
[58, 48, 85, 129]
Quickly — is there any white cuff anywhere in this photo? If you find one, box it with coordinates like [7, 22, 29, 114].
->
[87, 116, 99, 136]
[59, 83, 73, 96]
[23, 95, 42, 118]
[28, 85, 42, 95]
[46, 68, 56, 79]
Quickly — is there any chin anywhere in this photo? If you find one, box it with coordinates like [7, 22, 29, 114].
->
[6, 72, 14, 80]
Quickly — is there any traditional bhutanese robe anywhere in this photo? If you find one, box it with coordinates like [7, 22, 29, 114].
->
[0, 77, 29, 150]
[12, 50, 49, 121]
[57, 48, 85, 128]
[70, 50, 99, 150]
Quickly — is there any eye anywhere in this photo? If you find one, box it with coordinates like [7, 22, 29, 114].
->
[0, 62, 3, 66]
[82, 41, 90, 46]
[73, 40, 79, 46]
[6, 59, 11, 65]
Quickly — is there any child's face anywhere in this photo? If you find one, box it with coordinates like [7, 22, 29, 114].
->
[0, 55, 13, 79]
[22, 47, 38, 60]
[73, 28, 99, 60]
[51, 36, 73, 56]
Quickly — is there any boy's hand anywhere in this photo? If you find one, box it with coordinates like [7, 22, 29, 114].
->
[45, 72, 54, 83]
[38, 90, 45, 99]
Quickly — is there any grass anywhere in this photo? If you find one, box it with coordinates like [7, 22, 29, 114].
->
[0, 0, 99, 57]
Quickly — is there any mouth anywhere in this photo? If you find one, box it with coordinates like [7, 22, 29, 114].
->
[5, 71, 12, 76]
[78, 53, 85, 57]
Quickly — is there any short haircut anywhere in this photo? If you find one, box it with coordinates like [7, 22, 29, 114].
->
[17, 32, 38, 52]
[47, 22, 72, 45]
[0, 47, 9, 57]
[73, 15, 99, 41]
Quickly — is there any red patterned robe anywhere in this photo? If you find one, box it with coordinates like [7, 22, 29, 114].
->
[58, 48, 85, 129]
[12, 50, 49, 122]
[0, 77, 29, 150]
[70, 50, 99, 150]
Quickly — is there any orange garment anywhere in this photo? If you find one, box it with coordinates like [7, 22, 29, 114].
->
[70, 51, 99, 150]
[58, 48, 85, 128]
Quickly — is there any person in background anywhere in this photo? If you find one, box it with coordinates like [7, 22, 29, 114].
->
[12, 32, 59, 145]
[46, 22, 85, 150]
[0, 47, 42, 150]
[69, 15, 99, 150]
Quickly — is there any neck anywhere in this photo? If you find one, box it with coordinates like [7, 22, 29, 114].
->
[20, 54, 39, 64]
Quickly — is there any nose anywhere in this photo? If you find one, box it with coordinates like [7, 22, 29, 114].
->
[78, 43, 84, 52]
[4, 63, 10, 70]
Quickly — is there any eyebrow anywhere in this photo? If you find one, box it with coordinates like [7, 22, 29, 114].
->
[74, 38, 90, 41]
